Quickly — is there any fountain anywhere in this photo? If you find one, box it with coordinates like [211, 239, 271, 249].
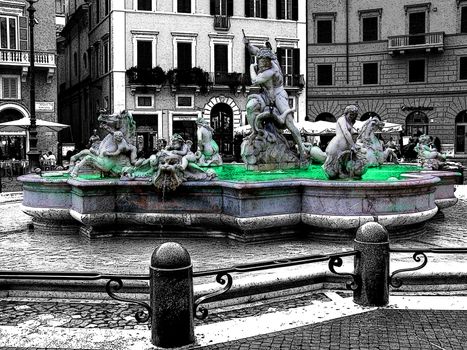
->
[18, 40, 461, 242]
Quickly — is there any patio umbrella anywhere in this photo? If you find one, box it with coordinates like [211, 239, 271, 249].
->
[0, 117, 70, 132]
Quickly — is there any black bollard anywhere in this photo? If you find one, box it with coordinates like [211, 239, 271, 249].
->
[353, 222, 390, 307]
[150, 242, 195, 348]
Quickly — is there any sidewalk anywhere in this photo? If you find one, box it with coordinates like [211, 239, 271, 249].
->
[0, 292, 466, 349]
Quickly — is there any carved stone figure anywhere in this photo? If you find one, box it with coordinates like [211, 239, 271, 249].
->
[152, 134, 217, 192]
[356, 116, 399, 167]
[69, 110, 138, 178]
[322, 105, 367, 179]
[303, 142, 327, 164]
[241, 38, 305, 170]
[195, 116, 223, 166]
[414, 134, 464, 171]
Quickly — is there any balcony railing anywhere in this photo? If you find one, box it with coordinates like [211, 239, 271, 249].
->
[214, 15, 230, 31]
[0, 49, 56, 67]
[388, 32, 444, 55]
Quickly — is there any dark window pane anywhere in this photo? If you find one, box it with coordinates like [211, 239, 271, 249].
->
[317, 65, 332, 85]
[177, 96, 192, 106]
[137, 41, 152, 69]
[137, 0, 151, 11]
[317, 20, 332, 43]
[363, 63, 378, 84]
[178, 0, 191, 13]
[0, 18, 7, 48]
[462, 7, 467, 33]
[137, 96, 152, 106]
[409, 11, 425, 45]
[362, 17, 378, 41]
[409, 60, 425, 82]
[460, 57, 467, 80]
[177, 42, 192, 70]
[214, 44, 228, 73]
[8, 18, 16, 49]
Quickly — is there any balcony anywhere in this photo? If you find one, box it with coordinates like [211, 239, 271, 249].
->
[388, 32, 444, 55]
[0, 49, 56, 67]
[126, 66, 166, 94]
[0, 49, 56, 83]
[167, 67, 211, 93]
[210, 72, 241, 92]
[214, 15, 230, 31]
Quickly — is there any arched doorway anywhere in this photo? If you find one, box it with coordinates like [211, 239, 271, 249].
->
[455, 110, 467, 153]
[315, 113, 336, 151]
[210, 103, 233, 156]
[360, 112, 381, 121]
[405, 111, 428, 137]
[0, 108, 27, 160]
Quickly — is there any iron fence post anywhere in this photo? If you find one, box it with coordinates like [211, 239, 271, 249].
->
[150, 242, 195, 348]
[353, 222, 390, 306]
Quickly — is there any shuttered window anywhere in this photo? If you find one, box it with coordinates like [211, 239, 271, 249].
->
[276, 0, 298, 20]
[0, 16, 17, 49]
[2, 77, 19, 99]
[245, 0, 267, 18]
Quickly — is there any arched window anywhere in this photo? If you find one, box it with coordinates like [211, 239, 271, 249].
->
[211, 103, 233, 155]
[315, 112, 336, 122]
[405, 111, 428, 137]
[455, 110, 467, 153]
[360, 112, 381, 121]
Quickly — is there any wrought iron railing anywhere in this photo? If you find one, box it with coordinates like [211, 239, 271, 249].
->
[0, 271, 151, 322]
[389, 248, 467, 288]
[192, 251, 359, 320]
[388, 32, 444, 52]
[0, 49, 56, 67]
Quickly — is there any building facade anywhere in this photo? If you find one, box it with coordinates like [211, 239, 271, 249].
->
[307, 0, 467, 157]
[0, 0, 58, 160]
[58, 0, 306, 160]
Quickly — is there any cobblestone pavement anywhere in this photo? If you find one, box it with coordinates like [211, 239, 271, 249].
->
[0, 187, 466, 275]
[198, 309, 467, 350]
[0, 176, 23, 193]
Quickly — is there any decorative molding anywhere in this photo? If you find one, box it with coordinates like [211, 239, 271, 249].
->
[130, 30, 159, 36]
[21, 67, 28, 83]
[312, 12, 337, 20]
[358, 8, 382, 17]
[171, 31, 198, 38]
[208, 33, 235, 40]
[404, 3, 431, 14]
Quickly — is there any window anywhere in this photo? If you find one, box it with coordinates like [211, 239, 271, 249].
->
[177, 0, 191, 13]
[359, 9, 381, 42]
[461, 5, 467, 33]
[83, 52, 87, 69]
[137, 0, 152, 11]
[214, 44, 228, 73]
[92, 44, 100, 78]
[104, 0, 109, 15]
[136, 95, 153, 107]
[362, 62, 378, 85]
[176, 95, 194, 108]
[177, 42, 192, 70]
[317, 64, 333, 85]
[362, 17, 378, 41]
[408, 59, 425, 83]
[73, 52, 78, 76]
[405, 3, 430, 45]
[277, 48, 300, 86]
[103, 41, 109, 74]
[210, 0, 233, 16]
[0, 16, 17, 49]
[137, 40, 152, 69]
[245, 0, 267, 19]
[1, 76, 19, 99]
[276, 0, 298, 21]
[95, 0, 100, 23]
[461, 57, 467, 80]
[313, 13, 336, 44]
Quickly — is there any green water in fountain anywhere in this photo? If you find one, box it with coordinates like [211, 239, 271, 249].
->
[43, 164, 422, 182]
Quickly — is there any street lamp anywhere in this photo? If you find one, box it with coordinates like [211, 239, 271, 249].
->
[26, 0, 40, 173]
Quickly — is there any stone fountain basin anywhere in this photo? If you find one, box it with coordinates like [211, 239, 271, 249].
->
[18, 170, 459, 241]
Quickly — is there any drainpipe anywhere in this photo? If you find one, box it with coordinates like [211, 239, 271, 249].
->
[108, 6, 112, 113]
[346, 0, 349, 84]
